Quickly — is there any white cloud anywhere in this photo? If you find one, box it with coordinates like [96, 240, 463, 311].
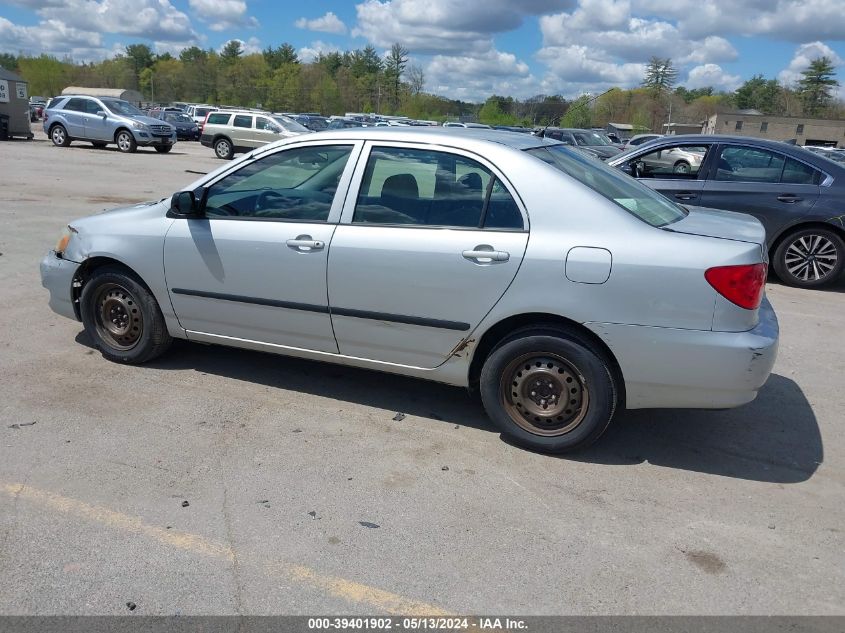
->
[297, 40, 342, 63]
[423, 49, 542, 101]
[189, 0, 258, 31]
[685, 64, 742, 91]
[295, 12, 347, 34]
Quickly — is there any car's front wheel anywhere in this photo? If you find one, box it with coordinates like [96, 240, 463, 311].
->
[772, 227, 844, 288]
[673, 160, 691, 174]
[80, 266, 172, 364]
[50, 125, 70, 147]
[214, 137, 234, 160]
[479, 327, 617, 453]
[115, 130, 137, 153]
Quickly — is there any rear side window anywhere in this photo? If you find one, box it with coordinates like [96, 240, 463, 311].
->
[206, 113, 230, 125]
[353, 146, 523, 229]
[63, 98, 87, 112]
[233, 115, 252, 128]
[782, 158, 821, 184]
[715, 146, 821, 184]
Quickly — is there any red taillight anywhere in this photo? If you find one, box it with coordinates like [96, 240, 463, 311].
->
[705, 263, 767, 310]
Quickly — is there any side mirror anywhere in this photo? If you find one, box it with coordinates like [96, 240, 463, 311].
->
[634, 161, 646, 178]
[97, 110, 107, 118]
[620, 163, 633, 175]
[170, 190, 202, 217]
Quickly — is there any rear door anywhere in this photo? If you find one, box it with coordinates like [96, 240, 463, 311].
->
[61, 98, 88, 137]
[699, 144, 821, 239]
[231, 114, 255, 150]
[327, 142, 529, 368]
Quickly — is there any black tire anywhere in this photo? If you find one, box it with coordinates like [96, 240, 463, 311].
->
[115, 129, 137, 153]
[80, 266, 172, 364]
[155, 145, 172, 154]
[214, 137, 234, 160]
[673, 160, 691, 174]
[479, 326, 617, 453]
[50, 125, 70, 147]
[91, 141, 107, 148]
[772, 227, 844, 288]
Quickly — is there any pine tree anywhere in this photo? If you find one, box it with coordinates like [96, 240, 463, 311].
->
[642, 57, 677, 98]
[797, 57, 839, 116]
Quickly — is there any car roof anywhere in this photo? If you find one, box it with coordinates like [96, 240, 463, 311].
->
[298, 127, 560, 151]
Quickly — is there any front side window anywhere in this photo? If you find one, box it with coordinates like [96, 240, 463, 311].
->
[204, 145, 353, 221]
[526, 144, 686, 227]
[255, 116, 280, 131]
[233, 115, 252, 128]
[633, 144, 711, 179]
[715, 146, 785, 183]
[352, 146, 523, 229]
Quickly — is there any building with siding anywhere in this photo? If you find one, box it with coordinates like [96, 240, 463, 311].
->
[703, 112, 845, 147]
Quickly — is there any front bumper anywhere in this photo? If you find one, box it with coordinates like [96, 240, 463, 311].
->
[133, 130, 177, 147]
[587, 297, 779, 409]
[40, 251, 81, 322]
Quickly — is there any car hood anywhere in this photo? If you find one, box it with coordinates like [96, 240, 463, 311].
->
[128, 114, 174, 128]
[662, 206, 766, 246]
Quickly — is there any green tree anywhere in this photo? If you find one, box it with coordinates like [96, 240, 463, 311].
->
[560, 94, 593, 128]
[17, 55, 69, 96]
[797, 57, 839, 116]
[733, 75, 782, 113]
[220, 40, 244, 65]
[264, 44, 299, 69]
[0, 53, 17, 71]
[125, 43, 154, 77]
[383, 43, 409, 110]
[642, 57, 677, 98]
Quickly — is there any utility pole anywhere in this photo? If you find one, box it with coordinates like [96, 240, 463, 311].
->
[666, 98, 672, 135]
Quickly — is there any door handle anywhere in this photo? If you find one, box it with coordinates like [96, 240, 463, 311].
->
[462, 248, 510, 263]
[674, 192, 697, 200]
[777, 194, 802, 203]
[286, 236, 324, 251]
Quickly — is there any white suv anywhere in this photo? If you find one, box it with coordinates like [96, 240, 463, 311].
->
[200, 111, 311, 159]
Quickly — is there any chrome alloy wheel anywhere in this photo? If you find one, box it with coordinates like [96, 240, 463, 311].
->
[501, 353, 589, 436]
[93, 283, 143, 350]
[117, 132, 133, 152]
[784, 234, 838, 282]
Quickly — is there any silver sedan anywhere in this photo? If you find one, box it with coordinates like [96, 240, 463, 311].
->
[41, 128, 778, 453]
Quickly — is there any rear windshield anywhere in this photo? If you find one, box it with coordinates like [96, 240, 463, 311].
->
[525, 144, 687, 227]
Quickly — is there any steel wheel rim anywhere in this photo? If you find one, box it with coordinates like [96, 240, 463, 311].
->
[216, 141, 229, 157]
[93, 283, 143, 350]
[117, 133, 131, 151]
[501, 353, 589, 437]
[52, 128, 65, 144]
[674, 162, 690, 174]
[784, 234, 838, 282]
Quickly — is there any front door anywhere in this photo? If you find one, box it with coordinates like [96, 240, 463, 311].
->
[625, 142, 714, 205]
[699, 144, 821, 239]
[231, 114, 256, 151]
[327, 144, 529, 368]
[83, 98, 111, 141]
[165, 142, 360, 352]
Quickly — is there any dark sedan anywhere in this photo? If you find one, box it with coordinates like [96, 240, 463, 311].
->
[151, 111, 200, 141]
[608, 134, 845, 288]
[535, 127, 623, 160]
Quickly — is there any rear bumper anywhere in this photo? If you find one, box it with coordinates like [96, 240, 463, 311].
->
[200, 134, 213, 147]
[586, 297, 779, 409]
[40, 251, 80, 322]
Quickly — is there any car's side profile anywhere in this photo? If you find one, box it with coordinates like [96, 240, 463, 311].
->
[41, 129, 778, 453]
[43, 96, 177, 153]
[608, 134, 845, 288]
[201, 110, 312, 159]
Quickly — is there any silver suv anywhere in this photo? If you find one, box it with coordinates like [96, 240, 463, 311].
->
[200, 110, 311, 159]
[43, 95, 177, 153]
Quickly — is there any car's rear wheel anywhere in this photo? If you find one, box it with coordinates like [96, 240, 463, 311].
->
[214, 137, 234, 159]
[155, 145, 172, 154]
[480, 327, 617, 453]
[50, 125, 70, 147]
[773, 227, 844, 288]
[115, 130, 137, 153]
[80, 267, 172, 364]
[673, 160, 691, 174]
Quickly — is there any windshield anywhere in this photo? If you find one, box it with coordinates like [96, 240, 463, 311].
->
[272, 115, 310, 133]
[572, 131, 611, 146]
[102, 99, 144, 116]
[525, 144, 687, 227]
[165, 113, 193, 124]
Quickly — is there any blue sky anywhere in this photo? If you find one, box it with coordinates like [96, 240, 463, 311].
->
[1, 0, 844, 102]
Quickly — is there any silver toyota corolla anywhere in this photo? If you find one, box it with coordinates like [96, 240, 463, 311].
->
[40, 128, 779, 453]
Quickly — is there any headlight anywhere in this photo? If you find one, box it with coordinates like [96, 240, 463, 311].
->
[130, 120, 149, 131]
[55, 225, 77, 255]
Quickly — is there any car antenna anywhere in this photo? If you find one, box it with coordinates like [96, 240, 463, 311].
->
[537, 88, 616, 138]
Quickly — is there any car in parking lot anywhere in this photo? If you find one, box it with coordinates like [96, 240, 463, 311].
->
[537, 128, 623, 160]
[43, 95, 177, 153]
[41, 128, 779, 453]
[624, 133, 662, 150]
[185, 104, 218, 125]
[608, 134, 845, 288]
[201, 110, 311, 159]
[150, 110, 200, 141]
